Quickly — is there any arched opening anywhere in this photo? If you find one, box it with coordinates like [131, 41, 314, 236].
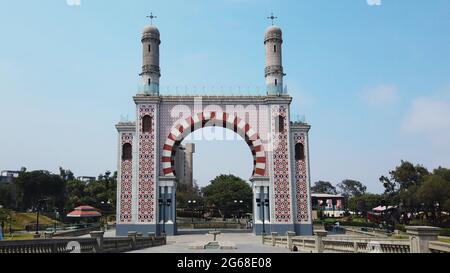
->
[142, 115, 152, 133]
[175, 127, 254, 232]
[176, 127, 255, 180]
[162, 112, 266, 177]
[295, 143, 305, 161]
[122, 143, 132, 161]
[163, 112, 266, 233]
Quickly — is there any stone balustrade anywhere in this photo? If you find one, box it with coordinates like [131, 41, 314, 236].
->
[263, 226, 450, 254]
[428, 241, 450, 253]
[0, 231, 166, 253]
[53, 225, 102, 238]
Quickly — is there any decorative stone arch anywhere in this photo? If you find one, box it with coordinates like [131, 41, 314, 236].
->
[161, 111, 267, 177]
[115, 23, 315, 237]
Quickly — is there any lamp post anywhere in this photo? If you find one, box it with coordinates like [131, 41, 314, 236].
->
[159, 196, 172, 234]
[256, 198, 269, 235]
[234, 200, 243, 223]
[435, 202, 440, 224]
[101, 201, 112, 231]
[35, 199, 48, 235]
[7, 214, 12, 237]
[53, 208, 59, 232]
[188, 200, 197, 223]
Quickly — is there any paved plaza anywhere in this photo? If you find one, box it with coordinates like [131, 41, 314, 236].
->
[129, 230, 293, 253]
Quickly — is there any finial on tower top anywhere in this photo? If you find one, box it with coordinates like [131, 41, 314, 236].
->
[147, 12, 157, 25]
[267, 12, 278, 26]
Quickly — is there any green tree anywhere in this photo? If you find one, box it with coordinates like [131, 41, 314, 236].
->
[0, 207, 12, 233]
[337, 179, 367, 197]
[398, 185, 421, 214]
[59, 167, 74, 181]
[0, 183, 14, 209]
[65, 179, 87, 211]
[202, 175, 252, 218]
[390, 161, 429, 190]
[379, 161, 431, 218]
[14, 171, 66, 212]
[416, 174, 450, 224]
[443, 199, 450, 213]
[379, 176, 397, 196]
[177, 182, 202, 208]
[347, 194, 384, 217]
[433, 167, 450, 182]
[380, 161, 429, 195]
[311, 181, 337, 195]
[62, 171, 116, 213]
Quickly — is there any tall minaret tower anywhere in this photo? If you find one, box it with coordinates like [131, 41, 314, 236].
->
[265, 16, 285, 95]
[140, 16, 161, 95]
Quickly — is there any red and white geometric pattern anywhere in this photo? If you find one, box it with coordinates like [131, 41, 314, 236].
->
[138, 105, 156, 223]
[162, 111, 267, 177]
[120, 133, 133, 223]
[271, 105, 292, 223]
[293, 132, 309, 223]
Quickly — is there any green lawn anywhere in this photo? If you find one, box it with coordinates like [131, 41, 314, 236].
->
[3, 212, 56, 231]
[3, 233, 34, 241]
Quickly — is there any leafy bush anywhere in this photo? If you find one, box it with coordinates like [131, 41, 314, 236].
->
[314, 219, 377, 228]
[339, 221, 377, 228]
[395, 224, 406, 232]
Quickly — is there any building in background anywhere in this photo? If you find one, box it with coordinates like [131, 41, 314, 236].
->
[0, 170, 20, 184]
[311, 193, 347, 220]
[175, 143, 195, 189]
[77, 176, 96, 184]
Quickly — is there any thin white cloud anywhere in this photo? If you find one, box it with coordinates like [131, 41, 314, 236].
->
[367, 0, 382, 6]
[66, 0, 81, 6]
[402, 92, 450, 147]
[361, 85, 399, 106]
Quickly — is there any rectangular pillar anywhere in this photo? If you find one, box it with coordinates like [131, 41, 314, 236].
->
[158, 176, 177, 236]
[290, 122, 313, 236]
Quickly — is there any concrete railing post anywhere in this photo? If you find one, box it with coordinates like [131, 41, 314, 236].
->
[286, 232, 296, 251]
[128, 231, 137, 250]
[314, 230, 328, 253]
[271, 232, 278, 247]
[90, 231, 105, 253]
[406, 226, 440, 253]
[353, 241, 358, 253]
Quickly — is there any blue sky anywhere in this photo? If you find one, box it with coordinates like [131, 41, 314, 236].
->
[1, 0, 449, 193]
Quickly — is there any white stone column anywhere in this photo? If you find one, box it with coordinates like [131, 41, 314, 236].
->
[407, 226, 440, 253]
